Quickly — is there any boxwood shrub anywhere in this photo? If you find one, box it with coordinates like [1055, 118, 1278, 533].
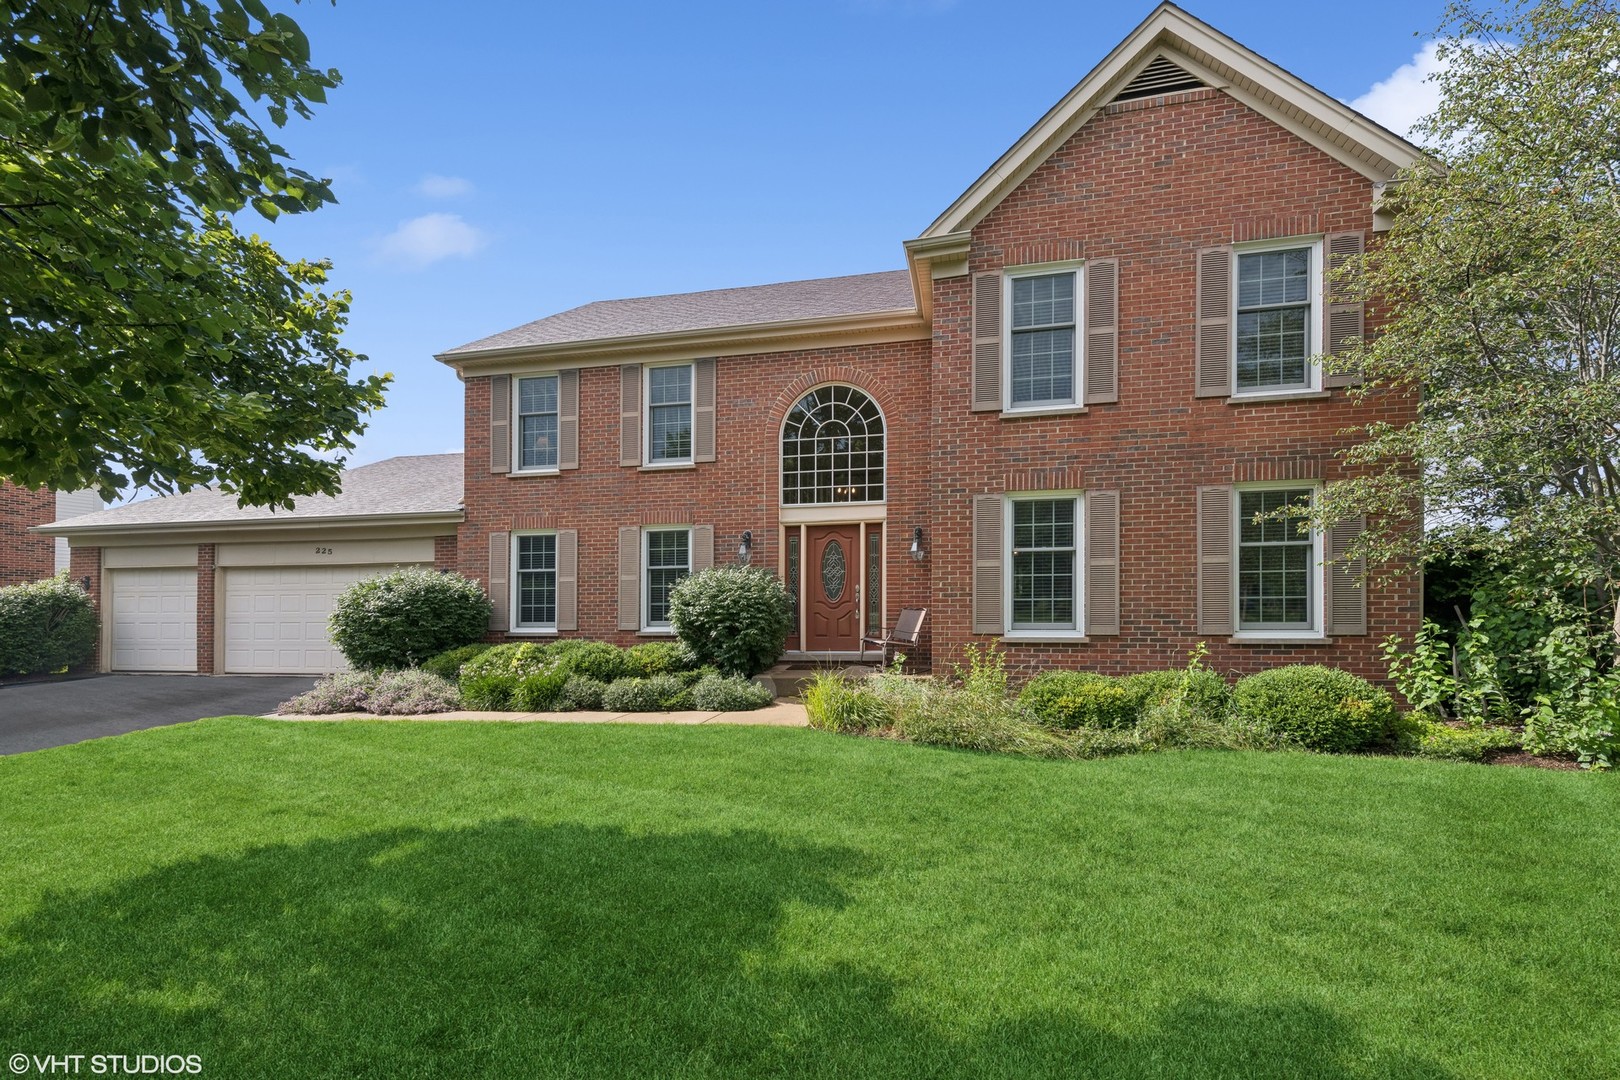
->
[1231, 665, 1398, 752]
[0, 573, 97, 677]
[670, 566, 793, 677]
[1020, 671, 1139, 729]
[329, 567, 490, 670]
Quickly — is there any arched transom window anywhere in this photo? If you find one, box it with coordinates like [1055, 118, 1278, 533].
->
[781, 385, 885, 505]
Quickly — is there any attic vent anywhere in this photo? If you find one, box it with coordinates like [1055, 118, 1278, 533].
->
[1113, 56, 1205, 102]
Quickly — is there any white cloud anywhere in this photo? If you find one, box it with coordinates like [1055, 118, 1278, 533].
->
[1350, 40, 1450, 139]
[375, 213, 489, 269]
[415, 173, 474, 198]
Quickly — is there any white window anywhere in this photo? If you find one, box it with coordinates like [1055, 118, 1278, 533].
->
[1005, 493, 1084, 634]
[1006, 264, 1083, 410]
[780, 385, 886, 505]
[516, 375, 560, 471]
[1235, 486, 1321, 633]
[643, 527, 691, 629]
[645, 363, 694, 465]
[1234, 240, 1321, 395]
[513, 532, 557, 630]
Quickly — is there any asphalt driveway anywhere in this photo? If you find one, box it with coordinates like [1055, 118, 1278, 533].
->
[0, 674, 317, 755]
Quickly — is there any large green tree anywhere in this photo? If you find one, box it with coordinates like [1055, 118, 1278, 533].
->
[1319, 0, 1620, 643]
[0, 0, 387, 506]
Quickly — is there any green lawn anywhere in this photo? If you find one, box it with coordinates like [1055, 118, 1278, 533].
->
[1, 720, 1616, 1079]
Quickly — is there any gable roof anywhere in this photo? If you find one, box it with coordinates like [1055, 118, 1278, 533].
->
[916, 2, 1427, 241]
[35, 454, 464, 536]
[439, 270, 916, 359]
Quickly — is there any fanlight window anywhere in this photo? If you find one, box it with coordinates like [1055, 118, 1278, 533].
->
[781, 385, 885, 505]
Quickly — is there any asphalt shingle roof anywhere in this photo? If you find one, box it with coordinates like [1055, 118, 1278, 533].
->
[442, 270, 916, 355]
[43, 454, 463, 531]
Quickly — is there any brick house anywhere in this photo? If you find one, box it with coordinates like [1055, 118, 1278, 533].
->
[1, 481, 100, 586]
[437, 3, 1424, 680]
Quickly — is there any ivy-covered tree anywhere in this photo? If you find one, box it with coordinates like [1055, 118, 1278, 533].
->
[1319, 0, 1620, 645]
[0, 0, 387, 506]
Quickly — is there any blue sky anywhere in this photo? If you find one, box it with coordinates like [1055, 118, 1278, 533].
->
[258, 0, 1452, 468]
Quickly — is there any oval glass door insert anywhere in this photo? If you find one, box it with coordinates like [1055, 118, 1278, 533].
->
[821, 540, 847, 603]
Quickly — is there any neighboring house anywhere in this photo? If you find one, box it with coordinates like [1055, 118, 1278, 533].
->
[437, 3, 1423, 681]
[1, 482, 101, 585]
[35, 455, 462, 675]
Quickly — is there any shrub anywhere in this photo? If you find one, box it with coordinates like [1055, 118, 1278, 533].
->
[420, 643, 494, 681]
[1394, 713, 1521, 763]
[1020, 671, 1139, 729]
[804, 672, 889, 733]
[626, 640, 697, 677]
[0, 573, 98, 677]
[557, 675, 607, 711]
[601, 674, 687, 712]
[1121, 669, 1231, 725]
[1231, 665, 1398, 752]
[512, 669, 569, 711]
[458, 642, 565, 710]
[893, 689, 1078, 759]
[564, 641, 637, 683]
[670, 566, 793, 676]
[692, 673, 774, 711]
[328, 567, 490, 671]
[278, 671, 379, 715]
[366, 669, 461, 715]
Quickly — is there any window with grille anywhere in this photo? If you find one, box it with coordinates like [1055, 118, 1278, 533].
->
[1236, 247, 1314, 392]
[644, 528, 690, 628]
[1009, 270, 1078, 408]
[516, 375, 559, 470]
[646, 364, 693, 464]
[1237, 488, 1314, 628]
[1010, 497, 1078, 630]
[781, 385, 885, 505]
[515, 533, 557, 628]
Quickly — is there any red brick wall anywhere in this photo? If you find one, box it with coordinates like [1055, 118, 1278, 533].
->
[434, 535, 458, 572]
[68, 545, 102, 670]
[927, 88, 1420, 682]
[0, 481, 58, 586]
[197, 543, 217, 674]
[460, 342, 934, 663]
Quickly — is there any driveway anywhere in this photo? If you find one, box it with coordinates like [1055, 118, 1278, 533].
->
[0, 674, 317, 755]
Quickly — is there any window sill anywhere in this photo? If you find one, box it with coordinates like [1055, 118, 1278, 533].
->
[510, 469, 561, 478]
[638, 462, 696, 472]
[1229, 633, 1332, 645]
[1226, 390, 1331, 406]
[1001, 633, 1090, 644]
[999, 405, 1088, 420]
[637, 628, 677, 638]
[507, 627, 559, 636]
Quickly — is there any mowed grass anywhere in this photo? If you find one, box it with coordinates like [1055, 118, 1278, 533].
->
[1, 719, 1617, 1079]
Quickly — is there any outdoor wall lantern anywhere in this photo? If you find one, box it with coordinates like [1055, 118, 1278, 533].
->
[910, 526, 925, 562]
[737, 530, 753, 564]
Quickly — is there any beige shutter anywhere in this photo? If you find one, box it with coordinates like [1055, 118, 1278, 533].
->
[971, 494, 1004, 634]
[971, 271, 1003, 412]
[1083, 259, 1119, 405]
[691, 524, 714, 572]
[619, 365, 641, 467]
[693, 358, 716, 463]
[1195, 246, 1232, 397]
[487, 531, 509, 631]
[1196, 486, 1234, 634]
[558, 369, 579, 470]
[555, 529, 578, 631]
[617, 526, 640, 630]
[1086, 490, 1120, 636]
[489, 375, 511, 474]
[1326, 515, 1368, 635]
[1324, 232, 1366, 389]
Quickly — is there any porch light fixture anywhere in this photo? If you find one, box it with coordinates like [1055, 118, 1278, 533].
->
[910, 526, 925, 562]
[737, 530, 753, 563]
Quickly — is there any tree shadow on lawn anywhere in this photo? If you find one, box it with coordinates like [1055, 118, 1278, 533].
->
[0, 820, 1455, 1079]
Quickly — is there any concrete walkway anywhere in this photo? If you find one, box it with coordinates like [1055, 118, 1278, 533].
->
[271, 702, 808, 727]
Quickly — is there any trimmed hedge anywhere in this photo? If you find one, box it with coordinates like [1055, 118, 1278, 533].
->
[329, 567, 490, 670]
[1232, 665, 1398, 752]
[0, 573, 97, 677]
[1019, 671, 1137, 729]
[670, 566, 793, 676]
[452, 640, 764, 712]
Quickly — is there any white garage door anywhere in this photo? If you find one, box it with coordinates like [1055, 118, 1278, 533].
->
[109, 568, 198, 672]
[222, 565, 416, 675]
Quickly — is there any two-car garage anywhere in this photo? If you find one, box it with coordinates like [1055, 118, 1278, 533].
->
[41, 454, 466, 677]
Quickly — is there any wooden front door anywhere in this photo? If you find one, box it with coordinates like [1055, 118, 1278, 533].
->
[804, 524, 860, 652]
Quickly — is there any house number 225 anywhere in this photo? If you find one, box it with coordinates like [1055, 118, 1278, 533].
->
[314, 546, 334, 555]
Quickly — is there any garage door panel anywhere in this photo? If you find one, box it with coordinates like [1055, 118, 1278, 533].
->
[110, 568, 197, 672]
[223, 564, 422, 675]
